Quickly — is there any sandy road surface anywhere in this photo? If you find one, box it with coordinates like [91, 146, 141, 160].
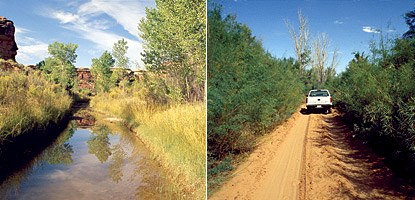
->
[305, 111, 414, 199]
[210, 110, 310, 200]
[210, 109, 415, 200]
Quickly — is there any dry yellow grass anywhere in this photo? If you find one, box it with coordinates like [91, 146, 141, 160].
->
[0, 68, 72, 142]
[91, 93, 206, 199]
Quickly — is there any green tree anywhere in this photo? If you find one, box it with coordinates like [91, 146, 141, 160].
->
[139, 0, 206, 101]
[112, 38, 129, 69]
[40, 41, 78, 90]
[91, 51, 114, 93]
[111, 39, 129, 89]
[403, 7, 415, 38]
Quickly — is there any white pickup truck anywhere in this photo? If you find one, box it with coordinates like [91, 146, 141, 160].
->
[306, 89, 332, 113]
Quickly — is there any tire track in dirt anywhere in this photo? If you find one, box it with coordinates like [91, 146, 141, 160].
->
[210, 110, 310, 200]
[304, 111, 415, 199]
[210, 108, 415, 200]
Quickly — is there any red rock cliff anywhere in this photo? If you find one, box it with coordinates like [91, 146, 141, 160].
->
[0, 16, 18, 61]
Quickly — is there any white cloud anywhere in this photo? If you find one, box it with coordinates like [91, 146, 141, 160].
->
[386, 28, 396, 33]
[43, 0, 155, 67]
[14, 26, 49, 64]
[334, 20, 344, 25]
[77, 0, 154, 39]
[362, 26, 380, 34]
[52, 11, 80, 24]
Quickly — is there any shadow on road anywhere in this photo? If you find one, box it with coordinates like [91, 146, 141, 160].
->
[312, 113, 415, 199]
[300, 108, 328, 115]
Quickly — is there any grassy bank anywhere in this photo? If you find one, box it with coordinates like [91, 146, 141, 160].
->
[0, 60, 72, 144]
[91, 92, 206, 199]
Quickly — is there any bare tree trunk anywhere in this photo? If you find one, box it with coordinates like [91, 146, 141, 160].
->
[312, 33, 329, 85]
[285, 10, 310, 74]
[326, 47, 339, 82]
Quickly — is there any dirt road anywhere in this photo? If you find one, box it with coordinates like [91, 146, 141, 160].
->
[210, 109, 414, 200]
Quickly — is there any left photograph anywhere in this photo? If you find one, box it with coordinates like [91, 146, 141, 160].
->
[0, 0, 206, 199]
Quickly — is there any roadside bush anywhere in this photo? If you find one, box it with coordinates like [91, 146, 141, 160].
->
[207, 7, 304, 186]
[334, 37, 415, 178]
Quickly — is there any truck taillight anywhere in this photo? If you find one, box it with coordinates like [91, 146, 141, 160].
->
[306, 98, 308, 103]
[330, 97, 332, 103]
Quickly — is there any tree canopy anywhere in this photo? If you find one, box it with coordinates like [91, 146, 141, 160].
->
[91, 51, 114, 93]
[40, 41, 78, 90]
[139, 0, 206, 101]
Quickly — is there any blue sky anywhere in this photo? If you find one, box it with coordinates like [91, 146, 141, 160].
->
[1, 0, 155, 68]
[210, 0, 414, 73]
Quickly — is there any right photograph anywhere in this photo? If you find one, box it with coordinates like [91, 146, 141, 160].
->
[207, 1, 415, 199]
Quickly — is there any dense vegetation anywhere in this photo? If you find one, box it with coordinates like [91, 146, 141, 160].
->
[139, 0, 205, 102]
[0, 59, 72, 145]
[37, 42, 78, 91]
[91, 93, 205, 198]
[333, 32, 415, 178]
[207, 8, 304, 190]
[90, 0, 206, 198]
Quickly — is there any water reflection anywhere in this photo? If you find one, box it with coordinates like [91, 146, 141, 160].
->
[42, 126, 74, 165]
[0, 121, 76, 198]
[108, 144, 126, 183]
[0, 112, 174, 199]
[87, 125, 111, 163]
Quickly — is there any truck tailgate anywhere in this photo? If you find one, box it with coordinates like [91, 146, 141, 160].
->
[307, 97, 330, 105]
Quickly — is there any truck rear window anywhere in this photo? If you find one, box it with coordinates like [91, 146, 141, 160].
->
[309, 91, 329, 97]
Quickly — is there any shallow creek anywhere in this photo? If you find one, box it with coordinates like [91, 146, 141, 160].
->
[0, 110, 173, 199]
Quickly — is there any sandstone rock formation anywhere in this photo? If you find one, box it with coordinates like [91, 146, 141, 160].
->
[0, 16, 18, 61]
[76, 68, 95, 91]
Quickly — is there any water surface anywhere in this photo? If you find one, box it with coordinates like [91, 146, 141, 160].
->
[0, 113, 171, 199]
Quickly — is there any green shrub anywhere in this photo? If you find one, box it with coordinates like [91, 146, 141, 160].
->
[334, 37, 415, 178]
[207, 7, 304, 185]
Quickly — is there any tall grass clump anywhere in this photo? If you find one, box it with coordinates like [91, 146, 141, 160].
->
[90, 86, 206, 199]
[0, 60, 72, 144]
[132, 102, 206, 199]
[207, 7, 304, 192]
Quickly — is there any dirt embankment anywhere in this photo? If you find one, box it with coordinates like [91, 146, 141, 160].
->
[210, 108, 415, 200]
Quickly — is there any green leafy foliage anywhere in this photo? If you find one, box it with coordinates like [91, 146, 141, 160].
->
[112, 38, 129, 69]
[91, 51, 114, 93]
[139, 0, 206, 101]
[111, 39, 130, 89]
[334, 35, 415, 178]
[207, 7, 304, 174]
[39, 41, 78, 90]
[403, 7, 415, 39]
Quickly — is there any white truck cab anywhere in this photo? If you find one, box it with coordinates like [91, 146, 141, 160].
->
[306, 89, 332, 113]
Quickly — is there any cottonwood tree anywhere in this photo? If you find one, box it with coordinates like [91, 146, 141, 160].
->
[139, 0, 206, 102]
[311, 33, 338, 85]
[111, 38, 129, 88]
[40, 41, 78, 90]
[91, 51, 114, 93]
[285, 10, 310, 74]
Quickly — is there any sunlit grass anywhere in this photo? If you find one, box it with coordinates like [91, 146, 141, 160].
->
[0, 63, 72, 143]
[91, 92, 206, 199]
